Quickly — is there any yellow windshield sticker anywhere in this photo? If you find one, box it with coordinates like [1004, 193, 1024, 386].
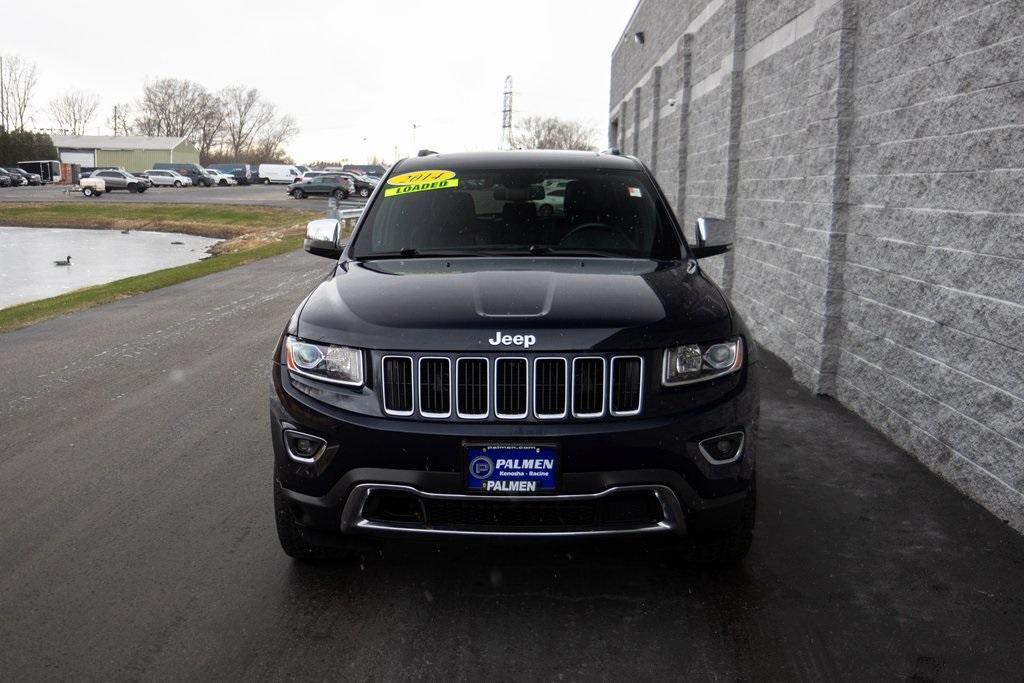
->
[388, 169, 456, 186]
[383, 178, 459, 197]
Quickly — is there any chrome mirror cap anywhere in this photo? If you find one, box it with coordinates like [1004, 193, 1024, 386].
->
[304, 218, 342, 259]
[693, 216, 733, 258]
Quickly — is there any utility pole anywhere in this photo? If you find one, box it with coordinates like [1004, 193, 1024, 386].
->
[0, 54, 6, 131]
[501, 75, 513, 150]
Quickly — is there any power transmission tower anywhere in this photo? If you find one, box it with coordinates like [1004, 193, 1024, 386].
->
[501, 75, 513, 149]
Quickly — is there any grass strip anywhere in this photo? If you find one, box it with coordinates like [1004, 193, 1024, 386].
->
[0, 236, 304, 333]
[0, 203, 320, 238]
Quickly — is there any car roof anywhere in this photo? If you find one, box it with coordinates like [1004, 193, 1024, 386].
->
[391, 150, 640, 174]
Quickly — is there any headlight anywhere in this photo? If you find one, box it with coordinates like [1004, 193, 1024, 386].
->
[285, 336, 363, 386]
[663, 338, 744, 386]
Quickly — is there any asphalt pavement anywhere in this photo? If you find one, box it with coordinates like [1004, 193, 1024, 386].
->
[0, 183, 367, 211]
[1, 250, 1022, 680]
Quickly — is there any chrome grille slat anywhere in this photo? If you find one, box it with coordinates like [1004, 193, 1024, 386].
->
[381, 356, 414, 416]
[534, 358, 568, 419]
[610, 356, 643, 416]
[456, 357, 488, 418]
[572, 357, 605, 418]
[418, 357, 451, 418]
[494, 357, 528, 419]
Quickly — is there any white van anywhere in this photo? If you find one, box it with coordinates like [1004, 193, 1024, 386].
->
[258, 164, 302, 185]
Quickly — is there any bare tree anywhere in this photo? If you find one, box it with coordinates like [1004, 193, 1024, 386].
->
[1, 55, 39, 130]
[193, 91, 225, 163]
[221, 85, 276, 157]
[135, 78, 219, 139]
[250, 113, 299, 161]
[511, 115, 597, 151]
[48, 90, 100, 135]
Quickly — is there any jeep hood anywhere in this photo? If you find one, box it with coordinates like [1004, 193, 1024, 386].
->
[297, 258, 733, 352]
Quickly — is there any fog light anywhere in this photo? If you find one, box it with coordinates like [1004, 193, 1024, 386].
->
[283, 429, 327, 464]
[698, 431, 745, 464]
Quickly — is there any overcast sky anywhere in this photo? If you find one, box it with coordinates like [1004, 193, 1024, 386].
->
[3, 1, 636, 163]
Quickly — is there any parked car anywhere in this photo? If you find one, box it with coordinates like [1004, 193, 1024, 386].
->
[88, 169, 149, 193]
[152, 162, 214, 187]
[1, 168, 28, 186]
[0, 170, 12, 187]
[533, 180, 569, 216]
[142, 169, 192, 187]
[270, 150, 759, 564]
[335, 171, 376, 198]
[18, 160, 61, 183]
[206, 163, 251, 185]
[286, 174, 352, 199]
[258, 163, 302, 185]
[205, 169, 238, 186]
[5, 166, 43, 185]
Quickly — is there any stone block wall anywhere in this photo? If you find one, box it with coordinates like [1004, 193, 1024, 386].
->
[610, 0, 1024, 530]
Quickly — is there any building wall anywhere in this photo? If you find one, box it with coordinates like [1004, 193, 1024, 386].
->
[94, 143, 199, 172]
[611, 0, 1024, 531]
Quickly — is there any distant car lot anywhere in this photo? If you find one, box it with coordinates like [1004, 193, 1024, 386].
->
[0, 183, 368, 211]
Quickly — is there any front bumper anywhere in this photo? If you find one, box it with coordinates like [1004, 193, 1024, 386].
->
[271, 360, 759, 540]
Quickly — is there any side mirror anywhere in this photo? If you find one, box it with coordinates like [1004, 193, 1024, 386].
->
[691, 216, 733, 258]
[304, 218, 343, 259]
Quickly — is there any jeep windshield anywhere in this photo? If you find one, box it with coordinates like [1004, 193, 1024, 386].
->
[350, 168, 682, 260]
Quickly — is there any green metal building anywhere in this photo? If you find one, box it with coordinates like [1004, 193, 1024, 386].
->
[50, 135, 199, 171]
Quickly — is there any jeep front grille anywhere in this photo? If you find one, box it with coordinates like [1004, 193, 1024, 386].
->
[380, 353, 645, 421]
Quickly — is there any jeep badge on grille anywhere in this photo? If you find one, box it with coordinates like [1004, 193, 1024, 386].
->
[488, 331, 537, 349]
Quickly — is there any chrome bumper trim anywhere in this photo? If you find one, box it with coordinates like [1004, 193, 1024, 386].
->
[339, 483, 686, 538]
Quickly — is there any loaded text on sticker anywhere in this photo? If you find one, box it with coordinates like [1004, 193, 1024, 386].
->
[383, 178, 460, 197]
[387, 169, 456, 186]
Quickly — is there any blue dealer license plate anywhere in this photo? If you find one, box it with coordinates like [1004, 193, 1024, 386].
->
[466, 445, 557, 494]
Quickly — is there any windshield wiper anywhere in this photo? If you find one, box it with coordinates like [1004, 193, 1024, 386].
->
[483, 246, 621, 258]
[360, 248, 491, 260]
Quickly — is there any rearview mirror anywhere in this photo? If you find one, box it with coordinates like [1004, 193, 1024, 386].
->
[691, 216, 733, 258]
[304, 218, 342, 259]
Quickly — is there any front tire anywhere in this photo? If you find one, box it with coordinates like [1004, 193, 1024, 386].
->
[263, 177, 271, 185]
[274, 480, 352, 561]
[174, 180, 182, 187]
[219, 179, 227, 186]
[128, 184, 138, 193]
[680, 481, 756, 566]
[82, 187, 94, 197]
[292, 188, 305, 199]
[358, 187, 370, 198]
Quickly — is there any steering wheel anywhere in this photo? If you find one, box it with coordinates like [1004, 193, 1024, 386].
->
[558, 223, 635, 252]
